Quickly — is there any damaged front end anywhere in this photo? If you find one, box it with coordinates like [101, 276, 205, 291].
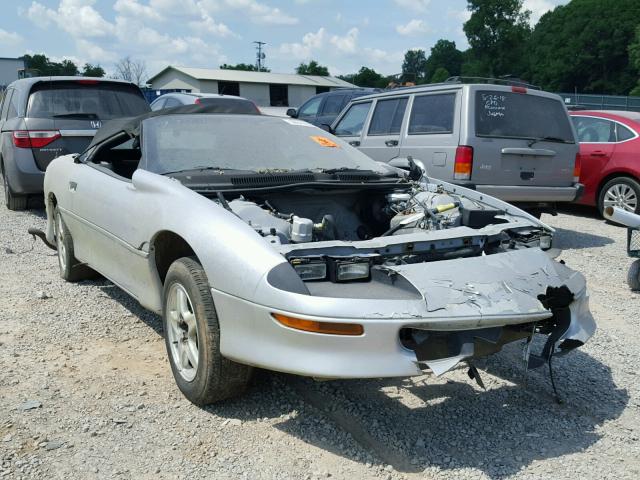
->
[394, 248, 595, 389]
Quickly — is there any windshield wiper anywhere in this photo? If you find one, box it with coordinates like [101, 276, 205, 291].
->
[52, 112, 100, 120]
[162, 166, 248, 176]
[527, 136, 571, 147]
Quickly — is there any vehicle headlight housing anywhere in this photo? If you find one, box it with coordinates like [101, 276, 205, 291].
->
[329, 259, 371, 282]
[289, 256, 372, 282]
[290, 257, 327, 281]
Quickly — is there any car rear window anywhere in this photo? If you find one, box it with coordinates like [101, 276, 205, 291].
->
[475, 91, 574, 142]
[196, 97, 259, 114]
[27, 81, 150, 120]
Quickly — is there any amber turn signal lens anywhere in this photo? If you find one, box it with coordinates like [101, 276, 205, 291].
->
[272, 313, 364, 336]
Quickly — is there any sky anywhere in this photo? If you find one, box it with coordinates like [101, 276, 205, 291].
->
[0, 0, 567, 78]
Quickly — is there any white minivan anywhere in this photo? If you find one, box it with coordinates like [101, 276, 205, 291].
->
[330, 81, 583, 213]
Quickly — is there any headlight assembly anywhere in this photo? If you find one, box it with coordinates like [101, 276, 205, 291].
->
[289, 256, 373, 282]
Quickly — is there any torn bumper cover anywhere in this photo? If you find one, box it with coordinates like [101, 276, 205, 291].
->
[392, 248, 596, 376]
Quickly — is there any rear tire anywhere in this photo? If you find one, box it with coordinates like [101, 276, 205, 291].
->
[2, 165, 27, 211]
[54, 206, 97, 282]
[628, 260, 640, 291]
[162, 257, 252, 405]
[598, 177, 640, 217]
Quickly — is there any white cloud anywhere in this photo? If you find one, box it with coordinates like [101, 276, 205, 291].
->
[76, 39, 118, 63]
[27, 0, 115, 38]
[393, 0, 430, 13]
[396, 19, 429, 36]
[278, 27, 325, 59]
[330, 27, 358, 54]
[0, 28, 23, 45]
[223, 0, 298, 25]
[114, 0, 163, 21]
[189, 10, 236, 37]
[523, 0, 557, 24]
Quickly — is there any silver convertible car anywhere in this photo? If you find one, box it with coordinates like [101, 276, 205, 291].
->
[38, 106, 596, 405]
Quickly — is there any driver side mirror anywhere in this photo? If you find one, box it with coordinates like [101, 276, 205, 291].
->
[286, 108, 297, 118]
[388, 157, 427, 179]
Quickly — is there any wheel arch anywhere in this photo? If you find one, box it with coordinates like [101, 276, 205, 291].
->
[150, 230, 200, 285]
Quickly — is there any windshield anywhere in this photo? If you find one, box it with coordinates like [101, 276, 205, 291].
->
[140, 114, 386, 174]
[475, 90, 575, 143]
[27, 81, 150, 120]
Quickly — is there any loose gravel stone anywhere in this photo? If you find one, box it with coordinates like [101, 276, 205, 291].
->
[1, 195, 639, 480]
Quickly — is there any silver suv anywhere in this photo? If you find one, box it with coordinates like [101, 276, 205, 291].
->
[331, 81, 583, 212]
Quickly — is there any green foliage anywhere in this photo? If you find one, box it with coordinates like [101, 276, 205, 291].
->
[430, 67, 451, 84]
[627, 25, 640, 95]
[528, 0, 640, 94]
[401, 49, 427, 83]
[463, 0, 531, 77]
[23, 54, 79, 76]
[425, 40, 463, 80]
[82, 64, 105, 78]
[220, 63, 270, 72]
[338, 67, 388, 88]
[296, 60, 329, 76]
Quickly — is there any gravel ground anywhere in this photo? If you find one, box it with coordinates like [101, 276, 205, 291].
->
[1, 191, 639, 480]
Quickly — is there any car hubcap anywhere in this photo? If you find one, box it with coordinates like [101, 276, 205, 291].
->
[166, 283, 199, 382]
[604, 183, 638, 213]
[56, 214, 67, 271]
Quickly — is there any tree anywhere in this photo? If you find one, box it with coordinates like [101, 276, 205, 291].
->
[528, 0, 640, 94]
[295, 60, 329, 76]
[22, 53, 79, 76]
[463, 0, 532, 77]
[339, 67, 388, 88]
[430, 67, 450, 84]
[401, 49, 427, 83]
[220, 63, 270, 72]
[630, 25, 640, 96]
[425, 40, 463, 80]
[82, 64, 105, 78]
[114, 56, 147, 86]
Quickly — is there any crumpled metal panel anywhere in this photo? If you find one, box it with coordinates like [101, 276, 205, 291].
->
[387, 248, 586, 317]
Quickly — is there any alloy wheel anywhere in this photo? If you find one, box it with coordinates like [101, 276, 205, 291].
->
[603, 183, 638, 213]
[166, 283, 199, 382]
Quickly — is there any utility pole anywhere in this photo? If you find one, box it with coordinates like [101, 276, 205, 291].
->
[253, 41, 266, 71]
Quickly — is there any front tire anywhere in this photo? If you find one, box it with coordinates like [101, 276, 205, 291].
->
[162, 257, 252, 405]
[2, 166, 27, 211]
[598, 177, 640, 216]
[54, 206, 96, 282]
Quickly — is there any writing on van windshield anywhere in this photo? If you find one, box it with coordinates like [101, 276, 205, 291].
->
[481, 93, 506, 118]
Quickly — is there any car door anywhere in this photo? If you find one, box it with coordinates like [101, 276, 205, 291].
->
[398, 92, 459, 180]
[358, 97, 408, 162]
[296, 96, 324, 125]
[315, 93, 346, 127]
[571, 115, 617, 189]
[332, 101, 373, 148]
[63, 158, 155, 299]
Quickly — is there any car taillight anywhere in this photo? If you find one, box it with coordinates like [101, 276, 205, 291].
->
[511, 86, 527, 94]
[12, 130, 61, 149]
[454, 145, 473, 180]
[573, 152, 582, 183]
[194, 98, 201, 104]
[76, 80, 99, 85]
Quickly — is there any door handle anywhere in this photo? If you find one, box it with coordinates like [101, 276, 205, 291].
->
[385, 140, 399, 147]
[69, 181, 77, 192]
[349, 140, 360, 147]
[590, 151, 607, 157]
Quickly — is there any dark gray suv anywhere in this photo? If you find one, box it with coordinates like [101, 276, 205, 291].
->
[286, 88, 381, 127]
[0, 77, 149, 210]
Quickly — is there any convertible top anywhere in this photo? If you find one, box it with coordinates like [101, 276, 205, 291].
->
[88, 102, 260, 149]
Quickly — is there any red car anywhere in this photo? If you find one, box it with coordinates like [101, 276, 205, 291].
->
[570, 110, 640, 214]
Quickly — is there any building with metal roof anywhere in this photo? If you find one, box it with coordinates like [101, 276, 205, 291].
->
[0, 57, 26, 90]
[147, 66, 356, 108]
